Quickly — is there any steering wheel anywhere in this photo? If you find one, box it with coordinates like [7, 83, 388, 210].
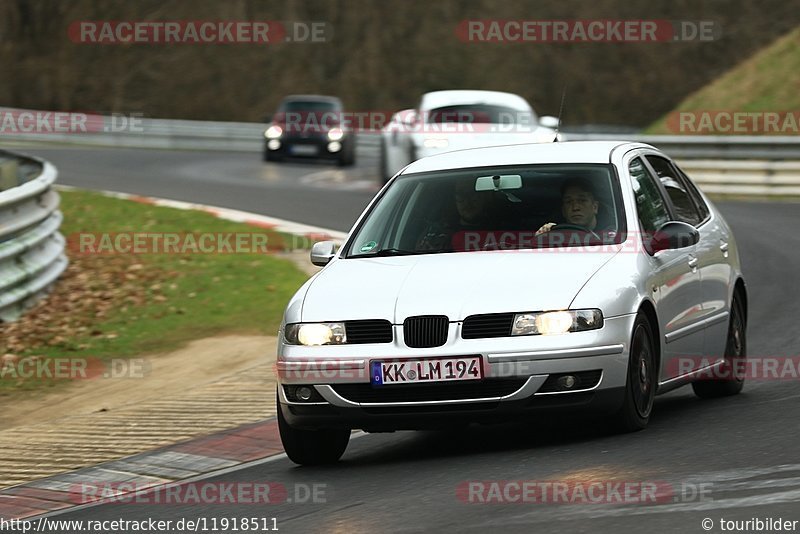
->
[551, 223, 601, 241]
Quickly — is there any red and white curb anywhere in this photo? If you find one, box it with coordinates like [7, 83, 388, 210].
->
[0, 418, 285, 519]
[54, 185, 349, 243]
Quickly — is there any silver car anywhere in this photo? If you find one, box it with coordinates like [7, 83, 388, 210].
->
[276, 141, 747, 465]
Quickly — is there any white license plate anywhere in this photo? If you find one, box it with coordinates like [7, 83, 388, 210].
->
[371, 356, 482, 385]
[289, 144, 319, 156]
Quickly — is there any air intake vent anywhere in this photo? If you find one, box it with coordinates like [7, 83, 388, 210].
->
[345, 320, 393, 344]
[462, 313, 515, 339]
[403, 315, 449, 348]
[332, 379, 527, 403]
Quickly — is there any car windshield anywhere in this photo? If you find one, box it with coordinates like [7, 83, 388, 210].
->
[346, 164, 625, 258]
[426, 104, 534, 125]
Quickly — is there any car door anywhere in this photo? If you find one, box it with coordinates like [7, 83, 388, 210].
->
[628, 156, 705, 382]
[675, 164, 732, 360]
[644, 155, 730, 361]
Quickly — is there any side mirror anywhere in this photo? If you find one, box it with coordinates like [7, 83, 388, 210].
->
[310, 241, 337, 266]
[650, 221, 699, 254]
[402, 110, 418, 126]
[539, 115, 559, 129]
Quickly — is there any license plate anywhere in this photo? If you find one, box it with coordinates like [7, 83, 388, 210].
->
[289, 144, 318, 156]
[371, 356, 482, 385]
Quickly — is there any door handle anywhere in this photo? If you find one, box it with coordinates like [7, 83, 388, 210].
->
[688, 257, 699, 269]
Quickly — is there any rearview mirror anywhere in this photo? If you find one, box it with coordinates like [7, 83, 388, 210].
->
[310, 241, 336, 266]
[475, 174, 523, 192]
[650, 221, 699, 254]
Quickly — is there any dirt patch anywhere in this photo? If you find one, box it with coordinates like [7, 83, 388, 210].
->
[0, 335, 276, 429]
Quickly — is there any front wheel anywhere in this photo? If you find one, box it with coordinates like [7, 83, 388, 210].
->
[692, 294, 746, 398]
[277, 391, 350, 465]
[611, 312, 657, 432]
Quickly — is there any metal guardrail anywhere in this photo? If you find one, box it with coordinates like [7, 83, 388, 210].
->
[2, 107, 800, 195]
[0, 150, 67, 322]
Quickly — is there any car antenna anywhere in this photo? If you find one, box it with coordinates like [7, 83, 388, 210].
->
[553, 87, 566, 142]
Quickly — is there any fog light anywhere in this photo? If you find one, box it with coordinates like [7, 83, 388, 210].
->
[267, 139, 281, 150]
[296, 386, 313, 401]
[557, 375, 578, 390]
[327, 141, 342, 153]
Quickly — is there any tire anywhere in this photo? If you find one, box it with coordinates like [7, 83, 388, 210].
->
[277, 391, 350, 465]
[692, 294, 746, 398]
[612, 312, 657, 432]
[337, 143, 355, 167]
[265, 147, 282, 163]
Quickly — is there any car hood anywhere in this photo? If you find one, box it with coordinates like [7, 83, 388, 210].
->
[300, 249, 619, 323]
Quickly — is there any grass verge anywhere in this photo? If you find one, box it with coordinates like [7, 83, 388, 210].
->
[0, 189, 310, 392]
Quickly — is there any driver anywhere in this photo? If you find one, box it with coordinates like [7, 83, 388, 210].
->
[536, 177, 605, 235]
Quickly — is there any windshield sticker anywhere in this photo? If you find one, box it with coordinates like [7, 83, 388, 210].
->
[360, 240, 378, 253]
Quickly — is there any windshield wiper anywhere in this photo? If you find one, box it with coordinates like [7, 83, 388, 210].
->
[368, 247, 419, 257]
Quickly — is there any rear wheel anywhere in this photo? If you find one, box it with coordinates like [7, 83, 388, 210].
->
[692, 294, 746, 398]
[277, 391, 350, 465]
[612, 313, 656, 432]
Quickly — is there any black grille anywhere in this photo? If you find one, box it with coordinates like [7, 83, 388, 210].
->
[538, 370, 603, 393]
[332, 379, 527, 403]
[345, 319, 393, 344]
[403, 315, 449, 348]
[462, 313, 515, 339]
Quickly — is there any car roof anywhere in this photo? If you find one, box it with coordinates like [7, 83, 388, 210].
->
[420, 90, 531, 111]
[280, 94, 342, 103]
[402, 141, 655, 174]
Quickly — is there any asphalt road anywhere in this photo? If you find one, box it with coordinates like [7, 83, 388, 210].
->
[16, 144, 800, 533]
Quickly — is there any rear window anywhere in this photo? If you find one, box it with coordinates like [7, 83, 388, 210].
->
[426, 104, 533, 125]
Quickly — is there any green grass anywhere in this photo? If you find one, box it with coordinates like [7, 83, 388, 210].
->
[0, 189, 310, 391]
[646, 26, 800, 134]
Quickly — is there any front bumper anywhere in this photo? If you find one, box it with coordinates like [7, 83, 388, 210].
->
[277, 314, 636, 430]
[265, 134, 349, 158]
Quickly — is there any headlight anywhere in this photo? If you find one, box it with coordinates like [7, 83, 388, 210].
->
[423, 136, 449, 149]
[285, 322, 346, 345]
[511, 309, 603, 336]
[265, 125, 283, 139]
[327, 127, 344, 141]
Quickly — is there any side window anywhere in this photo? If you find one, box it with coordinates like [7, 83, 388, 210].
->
[676, 167, 710, 222]
[629, 157, 670, 233]
[645, 156, 701, 225]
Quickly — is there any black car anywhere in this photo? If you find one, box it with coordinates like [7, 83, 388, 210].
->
[263, 95, 356, 166]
